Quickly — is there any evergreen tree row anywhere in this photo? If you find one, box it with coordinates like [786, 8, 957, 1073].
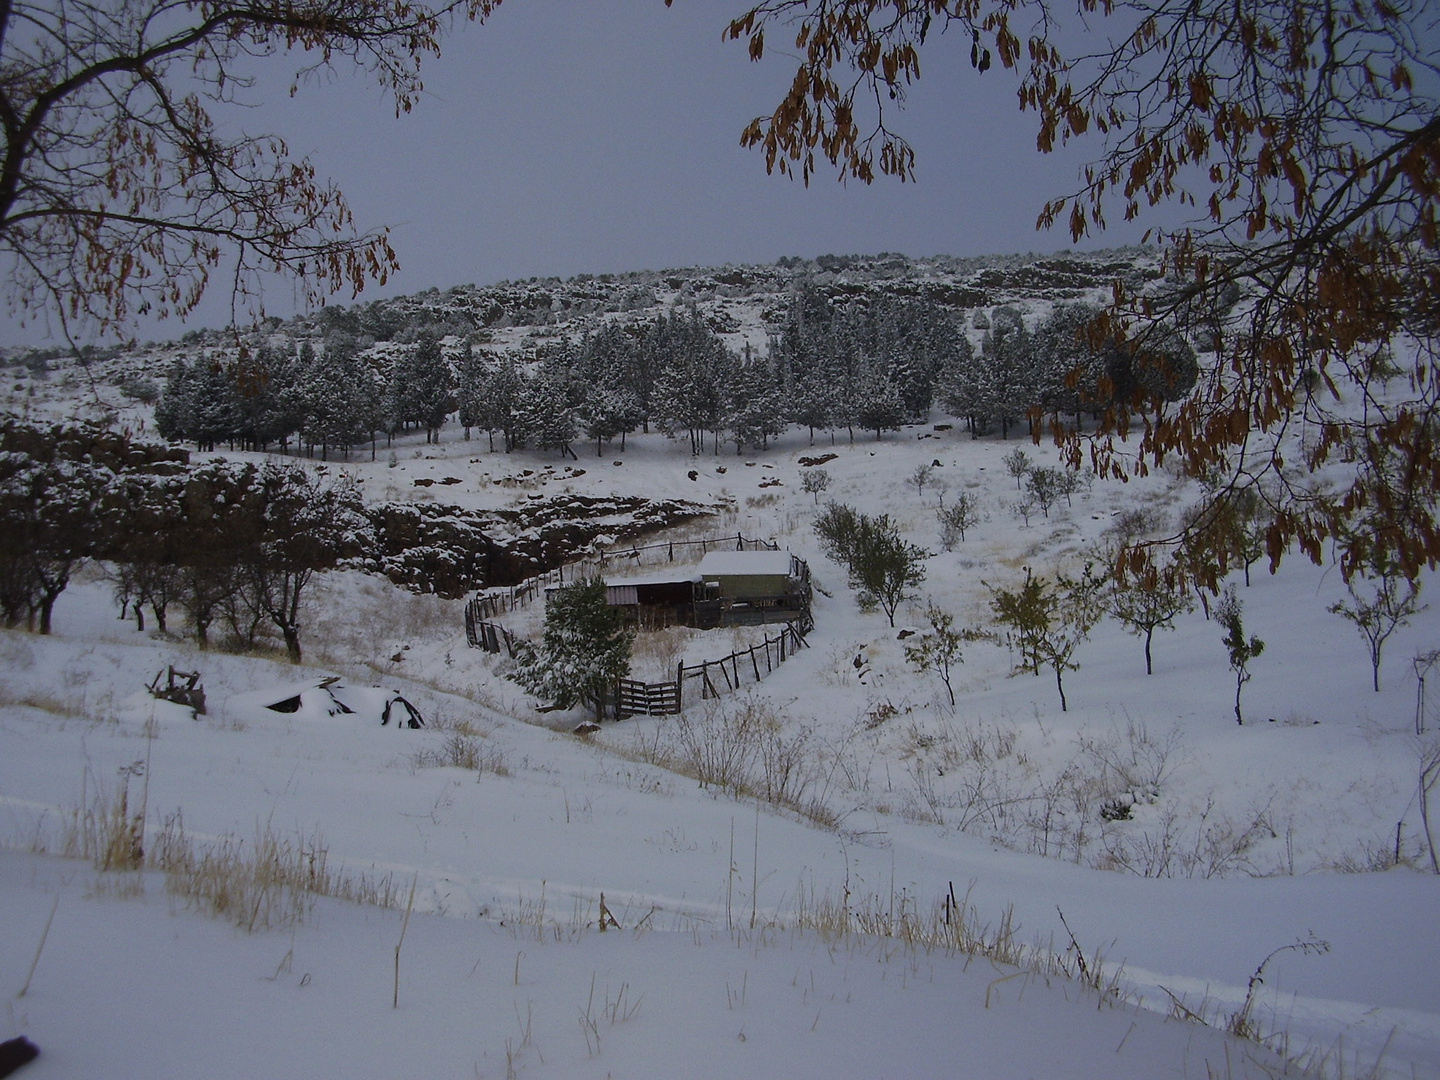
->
[155, 329, 458, 458]
[153, 293, 1201, 458]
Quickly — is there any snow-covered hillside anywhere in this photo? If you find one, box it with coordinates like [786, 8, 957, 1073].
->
[3, 405, 1438, 1079]
[3, 249, 1439, 1079]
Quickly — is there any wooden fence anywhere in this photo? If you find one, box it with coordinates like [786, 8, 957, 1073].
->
[613, 616, 811, 717]
[468, 610, 812, 718]
[465, 614, 522, 658]
[466, 531, 810, 719]
[679, 613, 812, 702]
[615, 675, 684, 718]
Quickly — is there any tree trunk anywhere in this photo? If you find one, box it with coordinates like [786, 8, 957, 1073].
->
[38, 594, 57, 635]
[282, 622, 302, 664]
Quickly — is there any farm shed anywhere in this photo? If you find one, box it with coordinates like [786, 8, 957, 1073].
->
[602, 570, 704, 629]
[696, 550, 809, 619]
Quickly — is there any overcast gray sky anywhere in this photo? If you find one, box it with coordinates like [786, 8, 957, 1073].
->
[15, 1, 1166, 345]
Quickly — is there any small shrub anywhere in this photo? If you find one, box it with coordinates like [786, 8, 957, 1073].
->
[937, 494, 982, 549]
[412, 732, 509, 776]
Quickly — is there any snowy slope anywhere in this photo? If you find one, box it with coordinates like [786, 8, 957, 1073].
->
[4, 282, 1440, 1079]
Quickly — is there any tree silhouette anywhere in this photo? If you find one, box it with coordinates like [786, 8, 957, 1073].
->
[1, 0, 497, 340]
[726, 0, 1440, 584]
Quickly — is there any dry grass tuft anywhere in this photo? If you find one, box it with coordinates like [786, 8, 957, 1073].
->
[44, 776, 404, 930]
[411, 731, 510, 776]
[620, 696, 840, 829]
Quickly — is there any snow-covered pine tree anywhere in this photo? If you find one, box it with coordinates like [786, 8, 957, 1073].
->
[936, 330, 982, 434]
[299, 336, 374, 460]
[390, 329, 455, 443]
[511, 577, 634, 722]
[513, 363, 579, 459]
[651, 311, 732, 454]
[789, 365, 840, 446]
[850, 361, 905, 440]
[977, 306, 1037, 439]
[727, 351, 786, 453]
[582, 385, 645, 457]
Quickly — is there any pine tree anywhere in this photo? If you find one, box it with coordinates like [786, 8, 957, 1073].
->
[153, 359, 197, 444]
[513, 366, 579, 459]
[977, 307, 1036, 439]
[850, 362, 904, 440]
[936, 333, 985, 435]
[391, 329, 454, 443]
[582, 385, 645, 457]
[728, 353, 786, 453]
[789, 365, 840, 445]
[299, 337, 372, 460]
[651, 311, 733, 454]
[511, 577, 633, 721]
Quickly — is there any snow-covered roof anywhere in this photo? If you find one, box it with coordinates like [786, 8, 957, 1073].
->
[696, 550, 795, 578]
[603, 570, 703, 588]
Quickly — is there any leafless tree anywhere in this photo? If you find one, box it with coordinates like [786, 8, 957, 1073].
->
[1, 0, 497, 341]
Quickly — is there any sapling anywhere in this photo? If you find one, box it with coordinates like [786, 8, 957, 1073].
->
[1002, 447, 1031, 489]
[1328, 557, 1424, 691]
[1217, 586, 1264, 724]
[904, 602, 990, 706]
[908, 463, 934, 499]
[988, 566, 1105, 711]
[1105, 566, 1196, 675]
[800, 467, 831, 504]
[849, 515, 928, 627]
[937, 494, 981, 549]
[1024, 466, 1063, 518]
[1419, 737, 1440, 874]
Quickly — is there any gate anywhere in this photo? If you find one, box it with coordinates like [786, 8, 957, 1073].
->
[615, 677, 682, 718]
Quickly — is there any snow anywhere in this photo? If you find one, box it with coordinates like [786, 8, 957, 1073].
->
[0, 848, 1300, 1080]
[602, 570, 704, 588]
[696, 550, 798, 579]
[2, 383, 1439, 1079]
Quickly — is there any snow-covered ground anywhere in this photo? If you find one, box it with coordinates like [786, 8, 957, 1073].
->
[3, 408, 1439, 1079]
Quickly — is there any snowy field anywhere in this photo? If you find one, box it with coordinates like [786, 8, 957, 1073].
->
[3, 407, 1439, 1079]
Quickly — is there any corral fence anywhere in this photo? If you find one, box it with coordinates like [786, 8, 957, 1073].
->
[615, 677, 683, 718]
[614, 612, 813, 718]
[472, 611, 813, 718]
[465, 531, 810, 718]
[467, 532, 780, 620]
[466, 616, 522, 658]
